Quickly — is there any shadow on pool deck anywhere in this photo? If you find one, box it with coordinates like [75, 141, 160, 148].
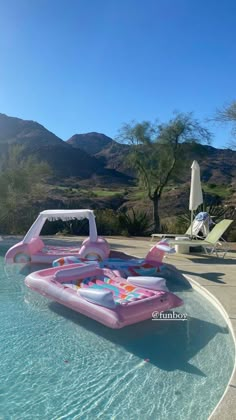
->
[49, 301, 229, 378]
[182, 256, 236, 265]
[180, 269, 227, 284]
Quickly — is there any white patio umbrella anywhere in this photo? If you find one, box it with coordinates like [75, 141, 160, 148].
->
[189, 160, 203, 237]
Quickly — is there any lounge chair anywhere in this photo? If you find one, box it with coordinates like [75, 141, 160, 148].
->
[151, 225, 192, 241]
[167, 219, 233, 258]
[151, 212, 212, 241]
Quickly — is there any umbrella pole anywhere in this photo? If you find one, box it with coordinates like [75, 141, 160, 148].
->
[190, 210, 193, 238]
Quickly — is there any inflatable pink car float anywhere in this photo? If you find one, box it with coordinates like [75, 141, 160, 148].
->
[5, 209, 110, 264]
[25, 262, 183, 329]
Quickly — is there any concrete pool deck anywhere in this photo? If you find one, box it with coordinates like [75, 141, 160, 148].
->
[1, 235, 236, 418]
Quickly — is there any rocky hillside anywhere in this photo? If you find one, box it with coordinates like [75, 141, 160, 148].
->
[67, 132, 132, 175]
[67, 132, 236, 186]
[67, 132, 115, 154]
[1, 112, 236, 191]
[0, 114, 131, 184]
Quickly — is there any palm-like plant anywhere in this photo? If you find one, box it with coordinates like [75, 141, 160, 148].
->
[118, 209, 153, 236]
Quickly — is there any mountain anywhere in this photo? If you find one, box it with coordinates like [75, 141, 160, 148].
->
[66, 133, 236, 210]
[67, 132, 132, 175]
[0, 114, 131, 184]
[67, 132, 115, 154]
[0, 113, 62, 146]
[197, 146, 236, 184]
[176, 143, 236, 185]
[67, 131, 236, 184]
[1, 112, 236, 195]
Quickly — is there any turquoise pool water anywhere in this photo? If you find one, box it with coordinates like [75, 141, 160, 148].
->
[0, 246, 235, 420]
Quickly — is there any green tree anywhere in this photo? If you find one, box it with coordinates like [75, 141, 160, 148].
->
[214, 101, 236, 148]
[118, 113, 211, 232]
[0, 145, 52, 233]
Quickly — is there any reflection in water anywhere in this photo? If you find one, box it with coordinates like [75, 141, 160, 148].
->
[49, 301, 229, 378]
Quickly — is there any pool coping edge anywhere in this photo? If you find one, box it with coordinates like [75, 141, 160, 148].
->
[184, 274, 236, 420]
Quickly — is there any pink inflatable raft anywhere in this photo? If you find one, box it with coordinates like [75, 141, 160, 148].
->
[25, 262, 183, 329]
[5, 209, 110, 264]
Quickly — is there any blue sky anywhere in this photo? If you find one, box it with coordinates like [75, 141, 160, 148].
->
[0, 0, 235, 148]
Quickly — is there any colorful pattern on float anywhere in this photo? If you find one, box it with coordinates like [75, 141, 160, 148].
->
[102, 259, 163, 277]
[53, 256, 168, 278]
[63, 273, 159, 305]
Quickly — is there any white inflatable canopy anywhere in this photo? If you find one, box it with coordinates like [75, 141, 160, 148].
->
[39, 209, 94, 220]
[23, 209, 98, 243]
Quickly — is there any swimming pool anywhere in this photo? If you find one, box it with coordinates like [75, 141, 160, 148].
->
[0, 246, 235, 419]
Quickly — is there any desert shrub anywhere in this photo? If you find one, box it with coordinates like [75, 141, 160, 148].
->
[162, 218, 188, 234]
[204, 204, 235, 223]
[41, 220, 64, 235]
[41, 218, 89, 236]
[0, 205, 39, 235]
[0, 145, 51, 234]
[118, 209, 153, 236]
[94, 209, 120, 236]
[227, 226, 236, 242]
